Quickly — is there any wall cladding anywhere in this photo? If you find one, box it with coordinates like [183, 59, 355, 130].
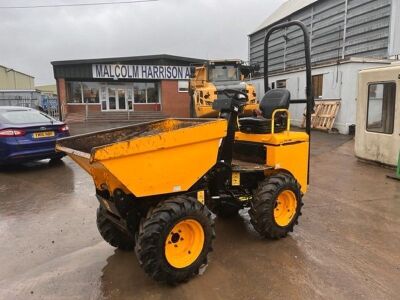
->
[249, 0, 392, 74]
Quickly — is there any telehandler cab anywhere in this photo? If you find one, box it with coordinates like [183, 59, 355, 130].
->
[56, 20, 314, 284]
[189, 59, 259, 118]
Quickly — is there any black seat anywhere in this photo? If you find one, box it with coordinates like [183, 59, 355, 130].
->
[239, 89, 290, 134]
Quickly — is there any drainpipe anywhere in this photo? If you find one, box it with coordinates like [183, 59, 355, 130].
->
[342, 0, 349, 59]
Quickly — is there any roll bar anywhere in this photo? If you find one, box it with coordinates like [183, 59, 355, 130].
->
[263, 20, 314, 136]
[263, 20, 314, 184]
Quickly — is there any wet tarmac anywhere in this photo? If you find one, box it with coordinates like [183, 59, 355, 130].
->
[0, 128, 399, 299]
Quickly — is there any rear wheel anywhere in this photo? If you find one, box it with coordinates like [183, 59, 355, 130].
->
[135, 195, 214, 284]
[96, 206, 135, 251]
[249, 173, 303, 239]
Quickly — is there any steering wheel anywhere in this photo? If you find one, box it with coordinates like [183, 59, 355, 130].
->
[222, 89, 248, 102]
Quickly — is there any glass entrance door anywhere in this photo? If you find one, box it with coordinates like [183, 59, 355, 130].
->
[106, 87, 127, 110]
[108, 88, 117, 110]
[118, 89, 126, 110]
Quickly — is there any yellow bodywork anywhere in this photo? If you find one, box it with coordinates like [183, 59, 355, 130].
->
[57, 119, 227, 197]
[58, 114, 309, 199]
[194, 102, 259, 118]
[189, 63, 258, 117]
[235, 130, 309, 193]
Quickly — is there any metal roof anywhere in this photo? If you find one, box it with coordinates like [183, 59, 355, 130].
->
[250, 0, 319, 34]
[52, 54, 208, 80]
[209, 59, 242, 63]
[0, 65, 35, 78]
[51, 54, 206, 66]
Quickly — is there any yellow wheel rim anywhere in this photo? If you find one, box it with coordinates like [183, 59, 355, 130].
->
[274, 190, 297, 227]
[165, 219, 205, 269]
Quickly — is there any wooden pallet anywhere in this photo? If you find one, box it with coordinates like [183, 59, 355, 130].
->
[301, 100, 341, 131]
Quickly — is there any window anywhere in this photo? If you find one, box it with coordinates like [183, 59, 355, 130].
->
[134, 82, 147, 103]
[178, 80, 189, 92]
[134, 82, 160, 103]
[276, 79, 287, 89]
[367, 82, 396, 134]
[82, 82, 100, 103]
[146, 82, 159, 103]
[66, 82, 100, 103]
[312, 74, 323, 99]
[66, 82, 82, 103]
[208, 65, 240, 82]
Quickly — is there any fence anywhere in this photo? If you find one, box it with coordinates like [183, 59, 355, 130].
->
[0, 90, 59, 118]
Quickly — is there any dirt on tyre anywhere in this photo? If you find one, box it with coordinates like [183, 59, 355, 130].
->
[249, 173, 303, 239]
[135, 195, 215, 284]
[96, 206, 135, 251]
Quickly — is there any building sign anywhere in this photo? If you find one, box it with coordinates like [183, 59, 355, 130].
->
[92, 64, 191, 80]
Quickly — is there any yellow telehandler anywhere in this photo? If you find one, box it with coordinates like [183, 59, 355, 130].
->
[189, 59, 259, 117]
[56, 20, 314, 284]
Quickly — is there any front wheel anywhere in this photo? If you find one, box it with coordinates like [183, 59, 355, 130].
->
[249, 173, 303, 239]
[135, 195, 215, 284]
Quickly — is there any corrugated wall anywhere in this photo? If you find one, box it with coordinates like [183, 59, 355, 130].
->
[249, 0, 392, 73]
[0, 66, 35, 90]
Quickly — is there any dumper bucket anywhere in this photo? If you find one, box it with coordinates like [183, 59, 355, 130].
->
[56, 118, 227, 197]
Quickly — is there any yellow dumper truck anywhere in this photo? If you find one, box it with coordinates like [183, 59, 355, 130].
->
[57, 21, 314, 284]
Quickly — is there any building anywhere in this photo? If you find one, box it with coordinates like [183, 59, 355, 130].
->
[36, 84, 58, 97]
[0, 65, 40, 108]
[0, 65, 59, 117]
[0, 65, 34, 90]
[249, 0, 400, 134]
[51, 54, 205, 122]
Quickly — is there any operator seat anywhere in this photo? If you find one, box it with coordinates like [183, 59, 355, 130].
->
[238, 88, 291, 134]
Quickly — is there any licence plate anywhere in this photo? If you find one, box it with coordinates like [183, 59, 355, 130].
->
[33, 131, 55, 138]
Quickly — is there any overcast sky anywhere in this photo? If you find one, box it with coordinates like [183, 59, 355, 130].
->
[0, 0, 284, 85]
